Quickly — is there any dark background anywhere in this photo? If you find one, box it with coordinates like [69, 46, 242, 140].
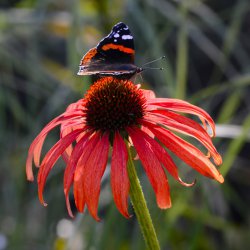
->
[0, 0, 250, 249]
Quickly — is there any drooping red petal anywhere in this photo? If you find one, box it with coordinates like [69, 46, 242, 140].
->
[146, 98, 215, 137]
[73, 132, 100, 213]
[111, 132, 130, 218]
[73, 174, 85, 214]
[60, 122, 74, 160]
[131, 127, 194, 187]
[75, 133, 109, 220]
[141, 125, 155, 139]
[145, 110, 222, 165]
[63, 131, 92, 217]
[127, 127, 171, 209]
[141, 89, 156, 99]
[26, 111, 84, 181]
[27, 116, 63, 181]
[65, 99, 86, 112]
[64, 130, 92, 196]
[143, 121, 224, 183]
[33, 134, 46, 167]
[37, 129, 83, 205]
[60, 121, 86, 163]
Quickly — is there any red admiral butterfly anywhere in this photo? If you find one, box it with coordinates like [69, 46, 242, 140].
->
[78, 22, 142, 78]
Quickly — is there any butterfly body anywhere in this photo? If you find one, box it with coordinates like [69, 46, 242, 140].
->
[78, 22, 142, 78]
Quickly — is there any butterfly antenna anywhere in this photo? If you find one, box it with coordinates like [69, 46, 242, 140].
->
[142, 67, 164, 71]
[141, 56, 166, 67]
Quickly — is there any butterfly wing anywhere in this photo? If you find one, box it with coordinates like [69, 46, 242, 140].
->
[78, 22, 136, 76]
[97, 22, 135, 64]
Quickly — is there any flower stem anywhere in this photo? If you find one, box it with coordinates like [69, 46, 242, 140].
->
[176, 2, 188, 100]
[127, 145, 160, 250]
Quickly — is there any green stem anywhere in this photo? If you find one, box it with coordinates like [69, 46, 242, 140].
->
[176, 3, 188, 100]
[127, 145, 160, 250]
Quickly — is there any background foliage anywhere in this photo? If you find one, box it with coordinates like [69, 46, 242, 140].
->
[0, 0, 250, 249]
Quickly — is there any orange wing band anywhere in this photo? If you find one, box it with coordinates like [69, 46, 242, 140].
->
[102, 44, 134, 54]
[81, 48, 98, 65]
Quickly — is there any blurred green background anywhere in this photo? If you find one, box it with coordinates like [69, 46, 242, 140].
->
[0, 0, 250, 249]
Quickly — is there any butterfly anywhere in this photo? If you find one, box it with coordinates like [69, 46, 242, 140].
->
[77, 22, 142, 78]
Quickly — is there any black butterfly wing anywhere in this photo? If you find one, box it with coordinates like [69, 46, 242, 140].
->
[97, 22, 135, 64]
[78, 22, 136, 76]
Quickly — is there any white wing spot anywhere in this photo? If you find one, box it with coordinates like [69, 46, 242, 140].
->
[114, 39, 117, 42]
[122, 35, 133, 40]
[114, 33, 120, 38]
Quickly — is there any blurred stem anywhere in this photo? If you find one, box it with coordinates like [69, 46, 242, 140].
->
[210, 0, 248, 83]
[176, 4, 188, 100]
[217, 90, 241, 123]
[67, 0, 80, 71]
[127, 145, 160, 250]
[221, 115, 250, 176]
[189, 74, 250, 103]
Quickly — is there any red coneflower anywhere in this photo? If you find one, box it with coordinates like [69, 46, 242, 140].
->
[26, 76, 223, 220]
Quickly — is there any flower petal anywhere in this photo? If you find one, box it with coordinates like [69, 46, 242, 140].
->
[72, 132, 100, 213]
[26, 111, 84, 181]
[78, 133, 109, 220]
[127, 127, 171, 209]
[146, 98, 215, 137]
[111, 132, 130, 218]
[141, 125, 155, 139]
[37, 129, 83, 206]
[143, 121, 224, 183]
[63, 131, 93, 217]
[132, 126, 194, 187]
[141, 89, 156, 99]
[60, 121, 86, 163]
[33, 134, 46, 168]
[145, 110, 222, 165]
